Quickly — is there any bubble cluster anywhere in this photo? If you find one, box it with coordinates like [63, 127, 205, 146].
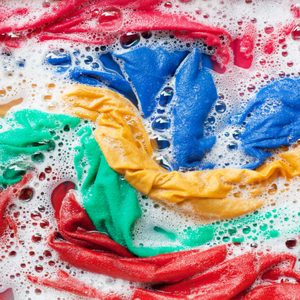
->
[0, 0, 300, 298]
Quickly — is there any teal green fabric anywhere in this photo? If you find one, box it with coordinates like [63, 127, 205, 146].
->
[0, 109, 214, 256]
[1, 109, 299, 257]
[74, 126, 214, 256]
[0, 109, 80, 187]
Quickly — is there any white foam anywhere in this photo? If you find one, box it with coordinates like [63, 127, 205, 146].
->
[0, 0, 300, 298]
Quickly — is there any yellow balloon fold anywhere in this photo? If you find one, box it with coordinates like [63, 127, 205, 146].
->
[63, 85, 300, 220]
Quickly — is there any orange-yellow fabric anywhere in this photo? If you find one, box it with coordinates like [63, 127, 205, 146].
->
[0, 98, 23, 117]
[63, 85, 300, 220]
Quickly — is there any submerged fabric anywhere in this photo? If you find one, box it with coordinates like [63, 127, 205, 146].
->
[74, 125, 214, 256]
[0, 109, 213, 256]
[237, 77, 300, 169]
[46, 189, 300, 299]
[113, 47, 188, 118]
[64, 85, 300, 219]
[1, 108, 300, 256]
[48, 46, 218, 170]
[0, 110, 80, 187]
[171, 48, 217, 170]
[48, 46, 300, 173]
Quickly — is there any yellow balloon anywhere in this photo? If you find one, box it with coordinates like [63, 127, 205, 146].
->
[63, 85, 300, 220]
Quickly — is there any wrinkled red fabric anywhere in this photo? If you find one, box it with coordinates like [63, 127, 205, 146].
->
[27, 270, 121, 300]
[0, 0, 84, 34]
[0, 0, 231, 65]
[231, 34, 254, 69]
[157, 253, 299, 299]
[23, 183, 300, 299]
[0, 288, 14, 300]
[51, 186, 133, 257]
[0, 174, 32, 236]
[0, 0, 160, 34]
[49, 191, 227, 283]
[242, 283, 300, 300]
[134, 252, 300, 299]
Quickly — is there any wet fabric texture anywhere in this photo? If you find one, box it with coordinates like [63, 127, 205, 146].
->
[34, 188, 300, 299]
[74, 125, 215, 257]
[64, 85, 300, 219]
[50, 49, 300, 173]
[48, 46, 218, 170]
[0, 109, 215, 257]
[0, 110, 80, 187]
[237, 77, 300, 169]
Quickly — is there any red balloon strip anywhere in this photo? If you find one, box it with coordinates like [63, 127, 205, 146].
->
[0, 174, 32, 237]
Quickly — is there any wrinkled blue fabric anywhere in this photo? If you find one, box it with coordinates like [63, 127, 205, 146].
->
[237, 77, 300, 169]
[113, 47, 188, 118]
[69, 67, 137, 106]
[171, 49, 218, 170]
[46, 46, 219, 170]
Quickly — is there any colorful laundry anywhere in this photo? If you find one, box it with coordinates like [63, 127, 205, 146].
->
[0, 0, 231, 65]
[50, 46, 218, 170]
[74, 126, 216, 256]
[49, 48, 300, 172]
[30, 185, 300, 299]
[0, 110, 80, 187]
[64, 85, 300, 219]
[0, 110, 216, 256]
[1, 109, 298, 255]
[1, 1, 300, 299]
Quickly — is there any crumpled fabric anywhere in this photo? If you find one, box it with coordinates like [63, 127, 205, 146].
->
[0, 0, 231, 66]
[241, 283, 300, 300]
[49, 47, 300, 173]
[171, 48, 217, 170]
[0, 174, 31, 236]
[74, 126, 215, 256]
[1, 109, 299, 256]
[64, 85, 300, 220]
[112, 47, 188, 118]
[38, 188, 300, 299]
[49, 190, 227, 283]
[0, 110, 80, 187]
[0, 109, 215, 257]
[0, 288, 14, 300]
[49, 46, 218, 171]
[114, 47, 218, 169]
[237, 77, 300, 169]
[69, 66, 137, 106]
[28, 270, 121, 300]
[133, 252, 300, 300]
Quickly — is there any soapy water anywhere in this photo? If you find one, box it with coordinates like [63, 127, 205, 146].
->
[0, 0, 300, 299]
